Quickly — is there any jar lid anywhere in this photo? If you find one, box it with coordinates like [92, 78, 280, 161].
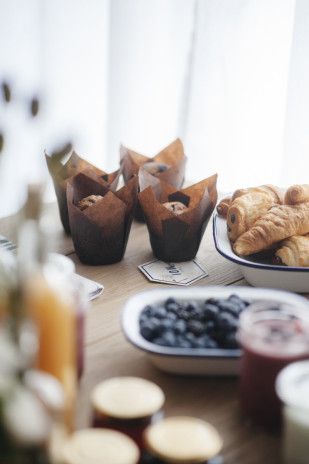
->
[276, 360, 309, 410]
[61, 428, 140, 464]
[91, 377, 165, 419]
[144, 416, 223, 463]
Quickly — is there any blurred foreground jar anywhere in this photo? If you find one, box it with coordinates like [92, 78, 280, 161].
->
[276, 361, 309, 464]
[0, 369, 64, 464]
[143, 416, 223, 464]
[238, 302, 309, 428]
[18, 185, 79, 430]
[91, 377, 165, 449]
[61, 428, 140, 464]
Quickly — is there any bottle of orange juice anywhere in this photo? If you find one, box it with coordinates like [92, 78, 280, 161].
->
[18, 184, 77, 431]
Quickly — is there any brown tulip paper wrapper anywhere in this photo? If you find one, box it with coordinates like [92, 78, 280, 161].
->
[66, 171, 138, 265]
[120, 138, 187, 221]
[139, 171, 218, 262]
[46, 150, 120, 234]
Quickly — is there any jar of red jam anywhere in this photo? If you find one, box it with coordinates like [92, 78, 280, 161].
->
[91, 377, 165, 449]
[238, 301, 309, 428]
[61, 428, 140, 464]
[143, 416, 223, 463]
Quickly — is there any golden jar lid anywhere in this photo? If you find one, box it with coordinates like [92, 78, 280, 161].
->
[91, 377, 165, 419]
[61, 428, 139, 464]
[144, 416, 223, 463]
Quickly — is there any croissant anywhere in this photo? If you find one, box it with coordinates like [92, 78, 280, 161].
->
[274, 235, 309, 267]
[233, 203, 309, 256]
[216, 196, 231, 218]
[284, 184, 309, 205]
[227, 185, 283, 242]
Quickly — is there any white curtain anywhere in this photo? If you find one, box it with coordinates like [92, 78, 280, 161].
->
[0, 0, 308, 217]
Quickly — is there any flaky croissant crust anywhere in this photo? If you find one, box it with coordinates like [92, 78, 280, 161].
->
[233, 203, 309, 256]
[275, 234, 309, 267]
[226, 185, 283, 242]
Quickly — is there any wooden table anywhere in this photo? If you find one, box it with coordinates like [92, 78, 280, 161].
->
[1, 204, 283, 464]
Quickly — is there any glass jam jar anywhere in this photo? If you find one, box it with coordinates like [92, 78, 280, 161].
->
[61, 428, 140, 464]
[238, 301, 309, 428]
[143, 416, 223, 464]
[91, 377, 165, 449]
[276, 360, 309, 464]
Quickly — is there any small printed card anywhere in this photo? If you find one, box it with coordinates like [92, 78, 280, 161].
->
[139, 259, 208, 286]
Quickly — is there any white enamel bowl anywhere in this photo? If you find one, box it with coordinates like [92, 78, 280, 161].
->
[213, 214, 309, 293]
[121, 287, 309, 376]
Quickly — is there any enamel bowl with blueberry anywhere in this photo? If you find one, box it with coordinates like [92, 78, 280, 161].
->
[121, 287, 309, 376]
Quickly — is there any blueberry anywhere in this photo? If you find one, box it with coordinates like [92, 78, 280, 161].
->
[165, 297, 176, 305]
[223, 332, 238, 349]
[166, 311, 178, 321]
[152, 306, 167, 319]
[159, 318, 174, 331]
[140, 319, 160, 341]
[217, 300, 239, 317]
[198, 335, 219, 349]
[204, 320, 216, 336]
[187, 320, 205, 336]
[177, 337, 192, 348]
[174, 319, 187, 334]
[142, 305, 154, 317]
[205, 297, 219, 305]
[206, 338, 219, 349]
[203, 303, 219, 321]
[162, 330, 177, 347]
[185, 332, 196, 342]
[165, 301, 181, 314]
[152, 337, 167, 346]
[217, 312, 237, 332]
[178, 309, 191, 321]
[228, 294, 248, 313]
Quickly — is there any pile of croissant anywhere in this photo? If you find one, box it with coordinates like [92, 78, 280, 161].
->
[217, 184, 309, 267]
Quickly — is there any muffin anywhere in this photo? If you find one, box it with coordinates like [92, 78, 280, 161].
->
[46, 150, 120, 234]
[66, 171, 138, 265]
[139, 171, 218, 262]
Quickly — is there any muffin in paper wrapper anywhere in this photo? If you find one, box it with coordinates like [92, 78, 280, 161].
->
[46, 150, 120, 234]
[138, 171, 218, 262]
[66, 171, 138, 265]
[120, 138, 187, 221]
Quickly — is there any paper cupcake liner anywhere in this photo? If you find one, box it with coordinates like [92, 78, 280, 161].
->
[67, 172, 138, 265]
[139, 172, 218, 262]
[120, 139, 187, 222]
[46, 150, 120, 234]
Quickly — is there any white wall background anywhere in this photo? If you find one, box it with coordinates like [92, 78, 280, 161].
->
[0, 0, 308, 217]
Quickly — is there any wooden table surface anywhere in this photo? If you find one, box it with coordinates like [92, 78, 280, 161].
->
[1, 204, 283, 464]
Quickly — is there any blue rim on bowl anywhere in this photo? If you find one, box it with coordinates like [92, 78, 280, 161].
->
[212, 213, 309, 273]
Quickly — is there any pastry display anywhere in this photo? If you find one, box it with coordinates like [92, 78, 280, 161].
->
[67, 171, 138, 265]
[233, 203, 309, 256]
[274, 235, 309, 267]
[219, 182, 309, 267]
[120, 138, 187, 221]
[284, 184, 309, 205]
[226, 185, 283, 242]
[139, 170, 217, 262]
[45, 150, 120, 234]
[77, 194, 103, 211]
[162, 201, 187, 215]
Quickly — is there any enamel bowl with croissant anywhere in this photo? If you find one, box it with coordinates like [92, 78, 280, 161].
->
[213, 214, 309, 293]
